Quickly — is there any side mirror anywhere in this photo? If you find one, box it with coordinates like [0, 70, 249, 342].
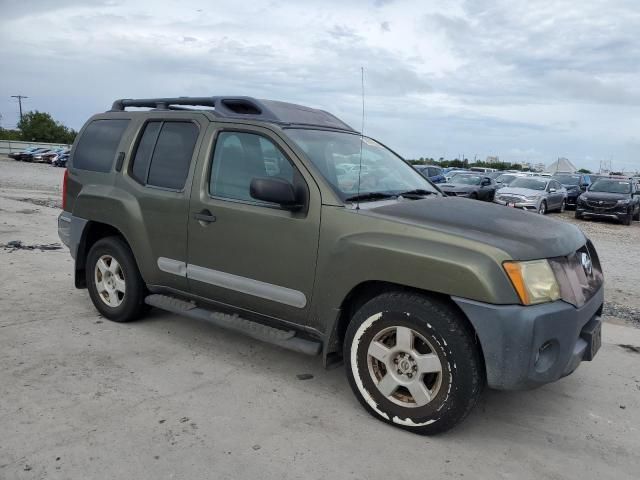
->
[250, 177, 301, 209]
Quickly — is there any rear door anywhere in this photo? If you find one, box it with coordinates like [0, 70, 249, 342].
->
[185, 124, 322, 325]
[118, 114, 206, 291]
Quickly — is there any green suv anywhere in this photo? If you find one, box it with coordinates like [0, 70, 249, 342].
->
[58, 96, 604, 434]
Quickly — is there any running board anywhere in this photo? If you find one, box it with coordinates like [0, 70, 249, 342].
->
[144, 294, 321, 356]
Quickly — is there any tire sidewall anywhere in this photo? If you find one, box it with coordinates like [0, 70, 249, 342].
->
[86, 237, 145, 322]
[344, 294, 482, 434]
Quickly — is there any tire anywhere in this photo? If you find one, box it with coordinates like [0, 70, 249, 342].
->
[469, 192, 478, 200]
[623, 212, 632, 226]
[344, 291, 484, 435]
[559, 199, 566, 213]
[86, 236, 147, 322]
[538, 201, 547, 215]
[575, 210, 583, 220]
[634, 208, 639, 221]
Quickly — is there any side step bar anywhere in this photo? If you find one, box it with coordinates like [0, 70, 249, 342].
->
[145, 294, 321, 356]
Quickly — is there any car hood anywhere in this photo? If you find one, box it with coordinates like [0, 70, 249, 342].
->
[363, 197, 586, 260]
[581, 191, 629, 201]
[497, 187, 544, 197]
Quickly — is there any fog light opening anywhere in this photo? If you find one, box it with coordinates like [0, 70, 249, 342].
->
[534, 340, 559, 373]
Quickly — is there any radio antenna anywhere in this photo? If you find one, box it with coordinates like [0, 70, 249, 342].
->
[355, 66, 365, 210]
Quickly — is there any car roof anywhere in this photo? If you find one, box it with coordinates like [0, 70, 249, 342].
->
[108, 96, 356, 133]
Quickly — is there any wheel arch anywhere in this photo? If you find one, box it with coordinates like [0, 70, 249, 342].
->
[323, 280, 486, 372]
[75, 221, 131, 288]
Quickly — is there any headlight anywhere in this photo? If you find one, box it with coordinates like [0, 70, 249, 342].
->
[617, 199, 630, 205]
[503, 260, 561, 305]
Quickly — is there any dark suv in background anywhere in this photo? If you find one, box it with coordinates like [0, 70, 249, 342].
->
[552, 173, 591, 209]
[576, 178, 640, 225]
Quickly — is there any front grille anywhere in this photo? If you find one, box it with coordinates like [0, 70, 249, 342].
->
[498, 195, 524, 203]
[549, 241, 603, 308]
[444, 191, 457, 197]
[586, 200, 617, 209]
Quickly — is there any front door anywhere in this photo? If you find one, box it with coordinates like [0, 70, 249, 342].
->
[186, 124, 321, 325]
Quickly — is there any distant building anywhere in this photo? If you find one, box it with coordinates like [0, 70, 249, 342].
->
[486, 156, 499, 163]
[533, 162, 546, 172]
[547, 157, 577, 174]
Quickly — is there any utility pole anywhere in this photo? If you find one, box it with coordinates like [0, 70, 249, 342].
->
[11, 95, 28, 122]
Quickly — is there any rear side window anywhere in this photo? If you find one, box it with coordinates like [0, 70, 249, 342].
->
[73, 119, 130, 172]
[130, 121, 199, 190]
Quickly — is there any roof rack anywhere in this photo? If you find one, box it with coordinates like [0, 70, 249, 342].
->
[109, 96, 356, 132]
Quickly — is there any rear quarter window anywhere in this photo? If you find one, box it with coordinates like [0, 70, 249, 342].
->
[73, 119, 130, 172]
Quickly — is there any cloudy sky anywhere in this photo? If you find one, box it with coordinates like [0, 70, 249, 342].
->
[1, 0, 639, 171]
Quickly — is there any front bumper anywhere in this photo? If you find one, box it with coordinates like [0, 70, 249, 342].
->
[494, 198, 539, 211]
[453, 285, 604, 390]
[576, 204, 629, 221]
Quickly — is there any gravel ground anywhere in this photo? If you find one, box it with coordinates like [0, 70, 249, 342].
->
[1, 156, 639, 480]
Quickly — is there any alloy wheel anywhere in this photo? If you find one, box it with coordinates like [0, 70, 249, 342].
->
[94, 255, 126, 307]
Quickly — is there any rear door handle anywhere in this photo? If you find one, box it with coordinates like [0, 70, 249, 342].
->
[194, 210, 216, 224]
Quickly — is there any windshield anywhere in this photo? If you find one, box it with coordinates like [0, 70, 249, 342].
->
[589, 179, 631, 194]
[553, 175, 581, 185]
[509, 178, 547, 191]
[285, 129, 439, 201]
[496, 174, 517, 184]
[452, 174, 482, 185]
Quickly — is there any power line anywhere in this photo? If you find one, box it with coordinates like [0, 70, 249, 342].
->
[10, 95, 28, 122]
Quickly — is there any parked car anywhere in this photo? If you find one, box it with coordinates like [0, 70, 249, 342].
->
[42, 147, 70, 164]
[23, 148, 53, 162]
[494, 177, 567, 214]
[438, 173, 497, 201]
[576, 178, 640, 225]
[52, 150, 70, 168]
[8, 147, 39, 160]
[552, 173, 591, 209]
[9, 147, 49, 161]
[414, 165, 446, 184]
[58, 95, 603, 435]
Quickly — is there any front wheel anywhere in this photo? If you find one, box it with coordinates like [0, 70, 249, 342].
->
[633, 208, 640, 221]
[623, 212, 632, 226]
[344, 292, 484, 435]
[538, 201, 547, 215]
[559, 199, 566, 213]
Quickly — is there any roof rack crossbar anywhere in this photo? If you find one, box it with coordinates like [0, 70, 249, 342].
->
[109, 96, 356, 132]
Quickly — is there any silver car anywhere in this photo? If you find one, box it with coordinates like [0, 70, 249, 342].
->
[493, 177, 567, 214]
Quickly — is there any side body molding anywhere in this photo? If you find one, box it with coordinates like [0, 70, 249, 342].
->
[157, 257, 307, 309]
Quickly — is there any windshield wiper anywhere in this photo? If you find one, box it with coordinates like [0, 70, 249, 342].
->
[345, 192, 396, 202]
[397, 189, 438, 197]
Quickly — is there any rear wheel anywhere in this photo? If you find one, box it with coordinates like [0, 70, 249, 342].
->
[344, 291, 484, 435]
[86, 236, 147, 322]
[538, 201, 547, 215]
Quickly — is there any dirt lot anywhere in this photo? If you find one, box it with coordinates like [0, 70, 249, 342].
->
[1, 156, 639, 480]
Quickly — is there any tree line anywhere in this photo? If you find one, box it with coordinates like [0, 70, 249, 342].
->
[0, 111, 77, 144]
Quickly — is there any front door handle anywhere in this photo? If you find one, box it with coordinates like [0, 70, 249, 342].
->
[194, 210, 216, 224]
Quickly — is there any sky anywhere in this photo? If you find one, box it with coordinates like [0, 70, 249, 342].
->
[1, 0, 639, 172]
